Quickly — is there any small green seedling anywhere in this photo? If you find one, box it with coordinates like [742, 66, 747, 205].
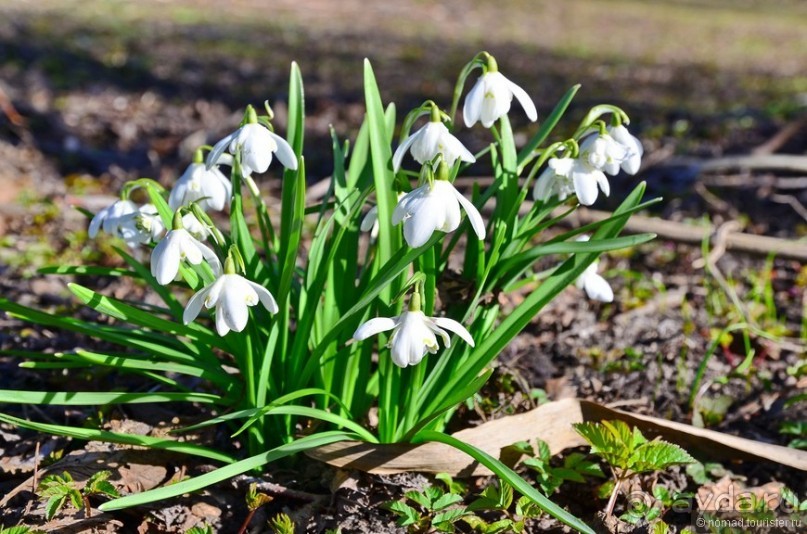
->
[510, 438, 604, 494]
[464, 480, 543, 533]
[238, 483, 273, 534]
[574, 420, 695, 519]
[38, 470, 119, 520]
[268, 513, 295, 534]
[620, 484, 691, 531]
[385, 475, 469, 533]
[0, 527, 36, 534]
[186, 525, 214, 534]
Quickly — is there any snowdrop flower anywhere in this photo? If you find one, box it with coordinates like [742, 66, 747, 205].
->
[150, 214, 221, 285]
[575, 236, 614, 303]
[607, 124, 643, 175]
[392, 109, 475, 172]
[361, 193, 405, 241]
[393, 177, 485, 248]
[532, 157, 577, 203]
[170, 151, 233, 211]
[206, 106, 297, 177]
[463, 55, 537, 128]
[115, 203, 166, 248]
[579, 133, 628, 177]
[352, 293, 474, 368]
[182, 212, 210, 241]
[183, 257, 278, 336]
[532, 155, 610, 206]
[88, 199, 138, 241]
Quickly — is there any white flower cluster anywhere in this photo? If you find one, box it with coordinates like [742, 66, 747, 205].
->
[533, 124, 643, 207]
[354, 58, 539, 367]
[89, 111, 295, 336]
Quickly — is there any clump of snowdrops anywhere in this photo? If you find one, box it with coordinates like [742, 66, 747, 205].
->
[0, 52, 656, 529]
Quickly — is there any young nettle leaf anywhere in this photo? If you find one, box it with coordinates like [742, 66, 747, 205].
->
[629, 440, 696, 473]
[185, 525, 214, 534]
[432, 507, 470, 531]
[84, 470, 120, 499]
[431, 492, 464, 511]
[405, 489, 436, 510]
[38, 472, 83, 520]
[0, 527, 34, 534]
[385, 500, 421, 527]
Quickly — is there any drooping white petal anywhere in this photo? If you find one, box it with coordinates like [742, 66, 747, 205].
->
[572, 170, 600, 206]
[403, 196, 442, 248]
[207, 132, 235, 170]
[183, 285, 212, 324]
[442, 133, 476, 166]
[392, 129, 421, 173]
[247, 280, 279, 314]
[597, 172, 611, 198]
[215, 306, 231, 336]
[179, 231, 205, 265]
[88, 206, 109, 238]
[203, 276, 226, 308]
[360, 206, 378, 232]
[353, 317, 398, 340]
[584, 272, 614, 303]
[451, 186, 486, 240]
[151, 234, 182, 285]
[267, 130, 298, 171]
[463, 76, 485, 128]
[431, 317, 475, 347]
[410, 122, 443, 164]
[505, 76, 537, 122]
[237, 124, 276, 175]
[219, 278, 250, 333]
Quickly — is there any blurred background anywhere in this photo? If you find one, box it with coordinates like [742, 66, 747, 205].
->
[0, 0, 805, 248]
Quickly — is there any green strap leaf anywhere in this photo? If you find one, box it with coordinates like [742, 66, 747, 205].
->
[0, 412, 235, 463]
[0, 389, 221, 405]
[98, 431, 359, 511]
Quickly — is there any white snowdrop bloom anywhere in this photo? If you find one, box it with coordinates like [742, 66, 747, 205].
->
[115, 203, 166, 248]
[579, 134, 628, 177]
[181, 212, 210, 241]
[88, 200, 138, 240]
[393, 180, 485, 248]
[353, 309, 474, 368]
[183, 271, 278, 336]
[607, 124, 643, 175]
[463, 71, 537, 128]
[150, 228, 221, 285]
[207, 120, 297, 177]
[532, 157, 577, 203]
[392, 121, 475, 173]
[574, 236, 614, 303]
[532, 155, 610, 206]
[169, 156, 233, 211]
[360, 193, 405, 241]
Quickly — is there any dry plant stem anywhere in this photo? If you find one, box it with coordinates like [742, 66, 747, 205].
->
[83, 495, 92, 518]
[605, 474, 624, 518]
[237, 510, 256, 534]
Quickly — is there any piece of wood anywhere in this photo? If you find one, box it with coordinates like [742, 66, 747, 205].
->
[307, 398, 807, 476]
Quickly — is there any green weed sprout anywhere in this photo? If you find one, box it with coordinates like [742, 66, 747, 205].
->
[574, 420, 695, 521]
[0, 52, 657, 533]
[37, 470, 119, 520]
